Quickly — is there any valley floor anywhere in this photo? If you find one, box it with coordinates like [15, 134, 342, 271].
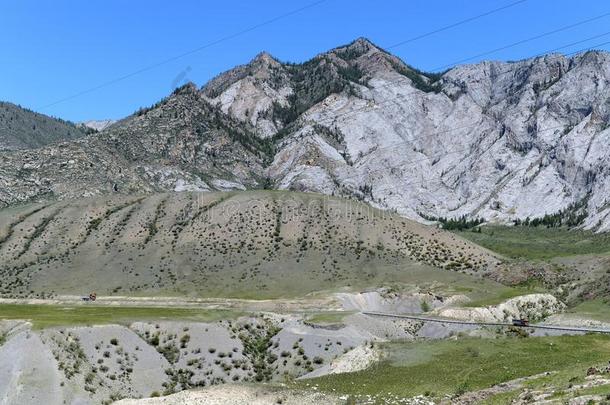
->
[1, 284, 610, 404]
[2, 201, 610, 404]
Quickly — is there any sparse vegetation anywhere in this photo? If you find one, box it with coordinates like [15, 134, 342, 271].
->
[0, 191, 496, 299]
[237, 320, 282, 382]
[387, 59, 443, 93]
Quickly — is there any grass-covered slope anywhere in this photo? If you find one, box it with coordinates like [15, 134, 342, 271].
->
[453, 225, 610, 305]
[454, 226, 610, 260]
[0, 303, 241, 329]
[304, 335, 610, 402]
[0, 191, 498, 299]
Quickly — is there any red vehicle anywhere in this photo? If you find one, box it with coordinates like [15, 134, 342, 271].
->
[81, 292, 97, 302]
[512, 318, 530, 327]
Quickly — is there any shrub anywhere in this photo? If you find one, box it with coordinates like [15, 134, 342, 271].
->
[180, 334, 190, 348]
[454, 382, 470, 396]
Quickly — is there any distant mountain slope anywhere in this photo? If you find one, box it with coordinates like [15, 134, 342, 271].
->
[2, 38, 610, 231]
[80, 119, 115, 131]
[0, 84, 270, 206]
[0, 191, 497, 298]
[0, 101, 90, 150]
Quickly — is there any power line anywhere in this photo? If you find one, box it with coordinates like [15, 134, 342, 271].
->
[432, 10, 610, 70]
[343, 12, 610, 123]
[36, 0, 526, 112]
[37, 0, 331, 111]
[274, 36, 610, 216]
[385, 0, 529, 50]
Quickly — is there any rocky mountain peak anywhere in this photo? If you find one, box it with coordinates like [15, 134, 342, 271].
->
[337, 37, 380, 54]
[80, 119, 116, 132]
[322, 37, 386, 67]
[172, 81, 200, 96]
[323, 37, 425, 81]
[251, 51, 278, 65]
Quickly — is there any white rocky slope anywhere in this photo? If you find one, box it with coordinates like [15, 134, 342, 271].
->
[206, 38, 610, 231]
[80, 119, 116, 131]
[0, 316, 366, 405]
[436, 293, 565, 323]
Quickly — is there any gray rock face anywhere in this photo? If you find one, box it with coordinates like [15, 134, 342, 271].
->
[210, 38, 610, 230]
[80, 119, 115, 132]
[0, 329, 63, 405]
[3, 38, 610, 229]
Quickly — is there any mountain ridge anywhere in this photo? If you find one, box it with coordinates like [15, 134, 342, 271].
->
[2, 38, 610, 230]
[0, 101, 91, 151]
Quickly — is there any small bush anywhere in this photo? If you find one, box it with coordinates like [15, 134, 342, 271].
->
[454, 382, 470, 396]
[180, 334, 190, 349]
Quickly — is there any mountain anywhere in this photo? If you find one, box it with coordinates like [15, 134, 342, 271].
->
[0, 191, 497, 299]
[206, 38, 610, 231]
[0, 84, 269, 206]
[2, 38, 610, 230]
[0, 101, 90, 151]
[80, 119, 116, 131]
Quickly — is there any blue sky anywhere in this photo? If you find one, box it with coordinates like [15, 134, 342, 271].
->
[2, 0, 610, 122]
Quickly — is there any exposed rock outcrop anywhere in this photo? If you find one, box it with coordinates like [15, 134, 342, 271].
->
[436, 293, 565, 323]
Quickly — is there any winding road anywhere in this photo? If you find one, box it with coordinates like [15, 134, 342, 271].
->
[362, 311, 610, 334]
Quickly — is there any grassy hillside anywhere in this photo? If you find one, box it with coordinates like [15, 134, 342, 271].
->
[454, 226, 610, 260]
[564, 299, 610, 323]
[0, 303, 241, 329]
[452, 225, 610, 304]
[0, 191, 498, 299]
[303, 335, 610, 402]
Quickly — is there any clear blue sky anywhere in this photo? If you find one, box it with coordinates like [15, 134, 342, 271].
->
[2, 0, 610, 122]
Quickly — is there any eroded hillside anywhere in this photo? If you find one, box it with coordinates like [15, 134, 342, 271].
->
[0, 191, 498, 299]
